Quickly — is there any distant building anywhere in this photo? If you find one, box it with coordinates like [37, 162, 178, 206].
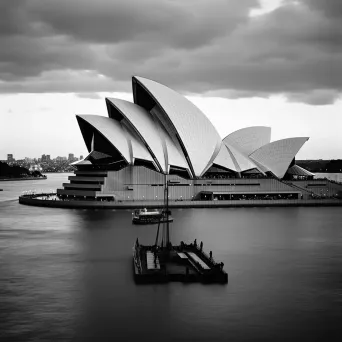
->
[46, 155, 51, 161]
[7, 154, 14, 162]
[80, 155, 83, 160]
[56, 156, 67, 162]
[29, 164, 43, 172]
[68, 153, 74, 162]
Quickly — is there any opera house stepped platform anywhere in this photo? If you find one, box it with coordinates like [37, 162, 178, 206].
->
[20, 76, 342, 208]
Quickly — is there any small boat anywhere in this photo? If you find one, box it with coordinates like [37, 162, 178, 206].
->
[132, 208, 173, 225]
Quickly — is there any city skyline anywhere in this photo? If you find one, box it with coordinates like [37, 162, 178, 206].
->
[1, 0, 342, 160]
[2, 153, 84, 162]
[1, 152, 84, 173]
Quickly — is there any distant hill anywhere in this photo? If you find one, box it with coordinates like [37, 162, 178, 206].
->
[297, 160, 342, 173]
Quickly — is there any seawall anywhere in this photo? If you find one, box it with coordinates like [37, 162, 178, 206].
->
[19, 195, 342, 209]
[0, 177, 47, 182]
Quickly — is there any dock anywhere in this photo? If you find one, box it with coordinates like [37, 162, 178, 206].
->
[133, 241, 228, 284]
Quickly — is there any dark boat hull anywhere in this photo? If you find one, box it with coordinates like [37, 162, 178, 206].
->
[132, 217, 174, 225]
[132, 243, 228, 284]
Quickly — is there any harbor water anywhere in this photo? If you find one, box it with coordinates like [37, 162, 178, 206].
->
[1, 174, 342, 341]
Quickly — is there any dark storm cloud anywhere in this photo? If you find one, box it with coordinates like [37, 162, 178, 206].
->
[0, 0, 341, 105]
[303, 0, 342, 18]
[30, 0, 254, 46]
[0, 35, 97, 80]
[0, 0, 30, 36]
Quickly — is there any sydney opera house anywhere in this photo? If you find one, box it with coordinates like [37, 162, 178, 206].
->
[57, 76, 318, 202]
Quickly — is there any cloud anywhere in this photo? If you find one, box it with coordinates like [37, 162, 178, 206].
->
[30, 0, 254, 45]
[287, 89, 342, 106]
[0, 0, 341, 105]
[302, 0, 342, 18]
[0, 70, 130, 93]
[75, 93, 102, 100]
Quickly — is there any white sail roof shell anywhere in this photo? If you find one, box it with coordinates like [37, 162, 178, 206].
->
[77, 115, 131, 162]
[223, 143, 258, 172]
[106, 98, 166, 171]
[150, 105, 189, 172]
[212, 144, 238, 172]
[75, 78, 311, 180]
[287, 165, 315, 176]
[133, 76, 222, 177]
[224, 126, 271, 156]
[249, 137, 309, 178]
[120, 123, 154, 164]
[77, 114, 154, 165]
[70, 159, 91, 166]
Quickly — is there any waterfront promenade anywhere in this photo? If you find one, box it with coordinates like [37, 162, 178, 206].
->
[19, 193, 342, 209]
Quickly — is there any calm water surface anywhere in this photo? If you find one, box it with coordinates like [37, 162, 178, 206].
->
[1, 174, 342, 341]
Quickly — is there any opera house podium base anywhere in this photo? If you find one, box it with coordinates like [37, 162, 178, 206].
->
[19, 194, 342, 209]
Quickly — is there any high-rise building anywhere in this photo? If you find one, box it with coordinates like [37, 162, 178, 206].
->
[46, 155, 51, 161]
[41, 154, 46, 162]
[7, 154, 14, 162]
[56, 156, 67, 162]
[80, 155, 83, 160]
[68, 153, 74, 161]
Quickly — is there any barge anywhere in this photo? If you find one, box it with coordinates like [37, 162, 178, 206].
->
[132, 179, 228, 284]
[133, 240, 228, 284]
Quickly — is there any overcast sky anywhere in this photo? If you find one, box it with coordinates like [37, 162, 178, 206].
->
[1, 0, 341, 160]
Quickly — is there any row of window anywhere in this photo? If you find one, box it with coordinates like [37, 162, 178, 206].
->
[146, 183, 261, 187]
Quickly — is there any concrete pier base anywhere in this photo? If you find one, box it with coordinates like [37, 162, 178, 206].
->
[19, 194, 342, 209]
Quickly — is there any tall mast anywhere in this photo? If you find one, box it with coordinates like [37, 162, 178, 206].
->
[156, 173, 169, 248]
[165, 174, 170, 247]
[155, 173, 177, 248]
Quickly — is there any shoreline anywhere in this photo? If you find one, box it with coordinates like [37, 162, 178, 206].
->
[0, 176, 47, 182]
[19, 195, 342, 209]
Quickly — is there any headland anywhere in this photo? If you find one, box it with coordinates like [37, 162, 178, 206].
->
[0, 161, 46, 181]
